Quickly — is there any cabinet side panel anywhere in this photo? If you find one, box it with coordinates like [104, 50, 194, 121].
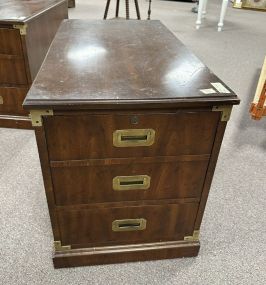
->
[25, 1, 68, 82]
[34, 127, 61, 240]
[194, 121, 227, 229]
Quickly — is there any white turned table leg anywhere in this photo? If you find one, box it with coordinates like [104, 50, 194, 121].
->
[202, 0, 208, 18]
[196, 0, 205, 30]
[218, 0, 228, 32]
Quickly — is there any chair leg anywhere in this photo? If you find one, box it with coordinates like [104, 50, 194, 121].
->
[134, 0, 141, 20]
[147, 0, 152, 20]
[103, 0, 111, 19]
[202, 0, 208, 18]
[125, 0, 130, 19]
[115, 0, 120, 18]
[196, 0, 204, 29]
[218, 0, 228, 32]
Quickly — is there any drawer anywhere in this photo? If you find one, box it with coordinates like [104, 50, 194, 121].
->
[51, 158, 209, 205]
[44, 111, 220, 160]
[0, 87, 28, 115]
[57, 202, 198, 247]
[0, 57, 28, 85]
[0, 28, 23, 55]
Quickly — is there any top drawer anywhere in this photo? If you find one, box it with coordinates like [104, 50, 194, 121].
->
[44, 111, 220, 161]
[0, 28, 23, 55]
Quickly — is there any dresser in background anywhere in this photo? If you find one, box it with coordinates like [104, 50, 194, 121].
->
[0, 0, 68, 129]
[24, 20, 240, 268]
[68, 0, 76, 8]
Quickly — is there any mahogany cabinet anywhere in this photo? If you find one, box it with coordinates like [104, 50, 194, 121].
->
[0, 0, 68, 129]
[23, 20, 240, 268]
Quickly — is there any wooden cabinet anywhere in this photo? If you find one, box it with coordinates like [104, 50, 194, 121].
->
[0, 0, 68, 129]
[23, 20, 240, 268]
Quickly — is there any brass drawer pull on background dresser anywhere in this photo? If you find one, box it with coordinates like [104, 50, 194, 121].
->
[113, 129, 155, 147]
[113, 175, 151, 191]
[112, 218, 147, 232]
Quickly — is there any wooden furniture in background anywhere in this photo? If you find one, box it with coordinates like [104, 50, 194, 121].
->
[0, 0, 68, 129]
[250, 57, 266, 120]
[104, 0, 141, 19]
[68, 0, 76, 8]
[24, 20, 240, 268]
[233, 0, 266, 11]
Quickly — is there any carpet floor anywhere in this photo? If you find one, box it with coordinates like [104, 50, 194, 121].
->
[0, 0, 266, 284]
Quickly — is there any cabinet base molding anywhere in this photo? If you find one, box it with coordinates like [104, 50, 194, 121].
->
[0, 114, 32, 129]
[53, 240, 200, 268]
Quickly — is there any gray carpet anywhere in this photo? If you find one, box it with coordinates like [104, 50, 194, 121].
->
[1, 0, 266, 284]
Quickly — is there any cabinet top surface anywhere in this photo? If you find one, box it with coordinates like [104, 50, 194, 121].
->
[0, 0, 65, 23]
[24, 20, 239, 110]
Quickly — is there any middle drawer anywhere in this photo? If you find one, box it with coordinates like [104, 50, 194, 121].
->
[51, 157, 209, 205]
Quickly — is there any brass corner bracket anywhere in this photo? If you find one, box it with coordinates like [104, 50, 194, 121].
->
[30, 109, 53, 127]
[54, 241, 71, 252]
[212, 105, 232, 121]
[184, 230, 200, 242]
[13, 24, 28, 35]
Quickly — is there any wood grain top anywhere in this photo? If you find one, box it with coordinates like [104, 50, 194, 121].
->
[24, 20, 240, 110]
[0, 0, 66, 24]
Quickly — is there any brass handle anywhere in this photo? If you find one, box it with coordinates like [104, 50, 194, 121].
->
[112, 218, 147, 232]
[113, 129, 155, 147]
[0, 96, 3, 105]
[113, 175, 151, 191]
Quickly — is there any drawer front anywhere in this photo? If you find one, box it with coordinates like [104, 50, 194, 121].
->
[57, 203, 198, 246]
[0, 57, 28, 85]
[0, 28, 23, 55]
[44, 112, 220, 160]
[51, 159, 209, 205]
[0, 87, 28, 115]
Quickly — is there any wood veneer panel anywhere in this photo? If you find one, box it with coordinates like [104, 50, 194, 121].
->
[57, 202, 199, 246]
[44, 111, 220, 160]
[0, 87, 28, 115]
[0, 28, 23, 55]
[51, 159, 209, 205]
[0, 57, 27, 85]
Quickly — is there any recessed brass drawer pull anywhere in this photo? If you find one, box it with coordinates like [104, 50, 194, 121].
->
[112, 218, 147, 232]
[0, 96, 3, 104]
[113, 129, 155, 147]
[113, 175, 151, 191]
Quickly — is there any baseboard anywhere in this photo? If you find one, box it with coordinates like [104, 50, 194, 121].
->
[53, 240, 200, 268]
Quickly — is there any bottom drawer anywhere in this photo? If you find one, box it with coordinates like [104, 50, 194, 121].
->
[57, 202, 198, 247]
[0, 87, 28, 115]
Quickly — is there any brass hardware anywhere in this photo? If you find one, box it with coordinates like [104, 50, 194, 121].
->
[113, 175, 151, 191]
[54, 241, 71, 252]
[212, 105, 232, 121]
[184, 230, 200, 242]
[113, 129, 155, 147]
[0, 96, 3, 105]
[112, 218, 147, 232]
[13, 24, 27, 35]
[30, 109, 53, 126]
